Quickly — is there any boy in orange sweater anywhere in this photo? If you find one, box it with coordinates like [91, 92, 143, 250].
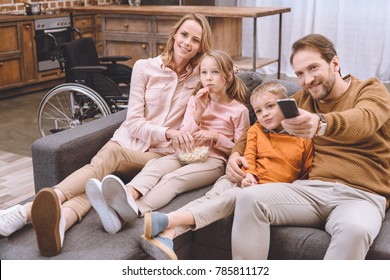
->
[139, 81, 314, 260]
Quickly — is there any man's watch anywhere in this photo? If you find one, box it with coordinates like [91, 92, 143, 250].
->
[316, 113, 327, 136]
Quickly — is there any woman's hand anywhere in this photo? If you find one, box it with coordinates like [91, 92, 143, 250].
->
[241, 173, 257, 188]
[167, 129, 195, 152]
[226, 152, 248, 184]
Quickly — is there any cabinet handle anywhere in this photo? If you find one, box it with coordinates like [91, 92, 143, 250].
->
[141, 44, 147, 49]
[124, 23, 129, 28]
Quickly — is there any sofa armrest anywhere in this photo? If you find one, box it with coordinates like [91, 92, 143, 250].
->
[31, 110, 127, 193]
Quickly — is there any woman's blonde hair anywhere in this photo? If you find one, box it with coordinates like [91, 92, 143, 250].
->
[250, 81, 288, 106]
[194, 50, 248, 105]
[164, 13, 212, 69]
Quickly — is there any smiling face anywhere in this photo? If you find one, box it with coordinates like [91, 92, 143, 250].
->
[252, 91, 285, 132]
[173, 19, 203, 62]
[292, 48, 339, 102]
[199, 56, 227, 96]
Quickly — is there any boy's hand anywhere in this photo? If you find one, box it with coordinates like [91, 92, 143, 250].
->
[241, 173, 257, 187]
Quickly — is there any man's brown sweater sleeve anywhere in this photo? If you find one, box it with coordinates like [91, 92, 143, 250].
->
[231, 126, 248, 155]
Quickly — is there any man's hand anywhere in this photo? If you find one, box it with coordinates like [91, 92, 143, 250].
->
[281, 109, 320, 138]
[226, 152, 248, 184]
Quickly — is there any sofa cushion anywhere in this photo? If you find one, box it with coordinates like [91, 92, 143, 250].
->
[191, 208, 390, 260]
[0, 185, 212, 260]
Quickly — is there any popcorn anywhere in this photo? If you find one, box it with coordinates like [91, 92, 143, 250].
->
[176, 145, 210, 164]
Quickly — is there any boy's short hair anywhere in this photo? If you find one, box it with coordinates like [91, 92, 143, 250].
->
[250, 81, 288, 106]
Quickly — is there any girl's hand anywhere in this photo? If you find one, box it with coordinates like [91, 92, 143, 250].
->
[194, 87, 210, 114]
[192, 130, 219, 145]
[241, 173, 257, 188]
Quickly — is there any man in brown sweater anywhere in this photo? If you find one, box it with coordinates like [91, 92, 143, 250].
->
[228, 34, 390, 260]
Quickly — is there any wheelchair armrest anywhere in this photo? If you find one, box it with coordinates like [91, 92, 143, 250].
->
[99, 56, 132, 64]
[70, 65, 107, 73]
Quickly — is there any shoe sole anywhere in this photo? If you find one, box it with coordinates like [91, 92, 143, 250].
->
[102, 176, 138, 223]
[139, 235, 177, 260]
[31, 188, 61, 257]
[86, 180, 121, 234]
[144, 212, 153, 239]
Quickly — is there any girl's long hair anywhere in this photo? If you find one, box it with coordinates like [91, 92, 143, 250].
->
[163, 13, 212, 70]
[194, 50, 248, 106]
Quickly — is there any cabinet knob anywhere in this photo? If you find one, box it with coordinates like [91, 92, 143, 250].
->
[141, 44, 147, 49]
[124, 23, 129, 28]
[82, 20, 86, 25]
[25, 25, 30, 30]
[158, 45, 164, 51]
[0, 62, 3, 67]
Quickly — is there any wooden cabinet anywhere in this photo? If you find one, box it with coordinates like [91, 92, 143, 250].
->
[103, 15, 178, 68]
[0, 20, 38, 98]
[0, 13, 102, 98]
[68, 5, 291, 75]
[101, 14, 242, 68]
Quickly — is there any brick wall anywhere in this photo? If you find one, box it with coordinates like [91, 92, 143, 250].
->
[0, 0, 121, 13]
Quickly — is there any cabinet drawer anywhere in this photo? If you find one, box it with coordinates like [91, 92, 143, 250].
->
[74, 16, 95, 29]
[0, 59, 22, 86]
[155, 18, 179, 35]
[106, 41, 150, 67]
[105, 17, 150, 33]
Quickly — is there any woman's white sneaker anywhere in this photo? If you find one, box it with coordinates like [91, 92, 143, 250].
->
[86, 178, 122, 234]
[0, 204, 27, 237]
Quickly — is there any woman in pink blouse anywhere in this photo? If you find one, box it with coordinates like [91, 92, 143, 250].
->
[0, 13, 212, 257]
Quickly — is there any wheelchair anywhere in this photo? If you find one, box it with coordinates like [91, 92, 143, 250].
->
[37, 30, 132, 137]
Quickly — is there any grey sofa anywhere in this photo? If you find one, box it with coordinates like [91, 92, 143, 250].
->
[1, 72, 389, 260]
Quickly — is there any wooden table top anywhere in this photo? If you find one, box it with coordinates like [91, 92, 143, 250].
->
[63, 5, 291, 18]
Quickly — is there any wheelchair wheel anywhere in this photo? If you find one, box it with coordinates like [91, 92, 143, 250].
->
[38, 83, 111, 137]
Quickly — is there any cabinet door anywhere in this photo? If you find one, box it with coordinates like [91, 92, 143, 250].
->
[106, 41, 151, 68]
[21, 21, 38, 83]
[0, 58, 22, 87]
[156, 43, 166, 55]
[0, 23, 22, 88]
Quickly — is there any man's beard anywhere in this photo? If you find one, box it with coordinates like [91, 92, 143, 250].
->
[306, 68, 336, 101]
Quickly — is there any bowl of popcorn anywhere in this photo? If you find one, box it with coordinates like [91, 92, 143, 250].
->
[174, 139, 213, 164]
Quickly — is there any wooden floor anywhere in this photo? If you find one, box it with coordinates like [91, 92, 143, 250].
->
[0, 150, 35, 210]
